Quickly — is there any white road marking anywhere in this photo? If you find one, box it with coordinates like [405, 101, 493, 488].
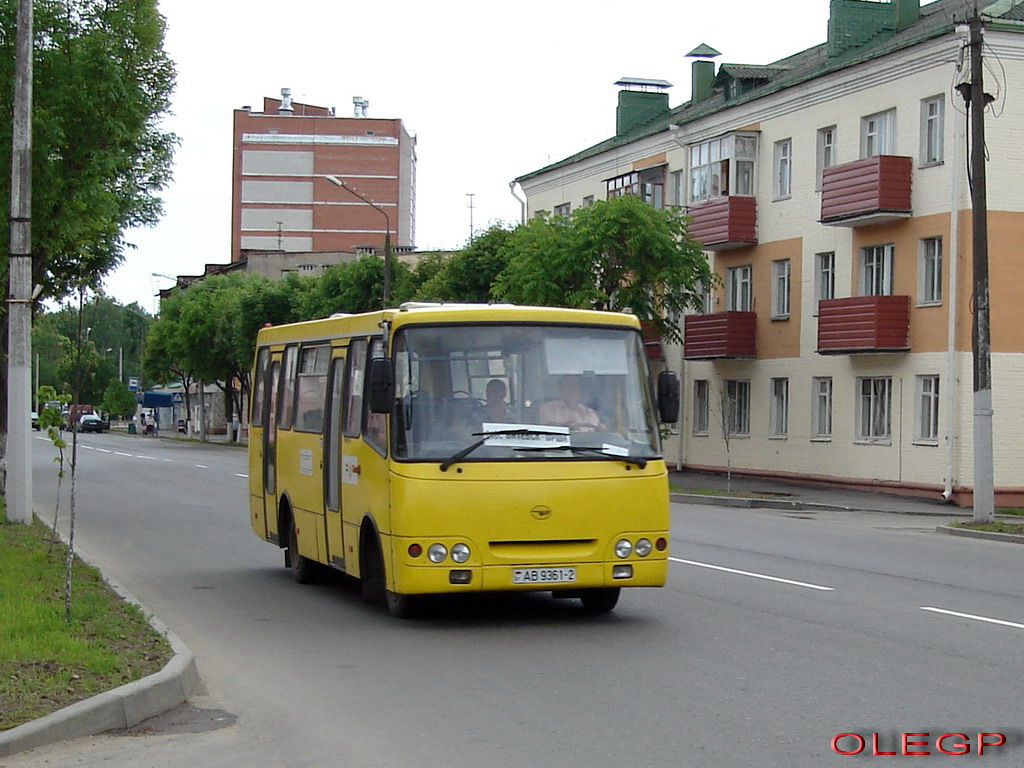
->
[115, 452, 133, 457]
[920, 606, 1024, 630]
[80, 445, 94, 450]
[96, 448, 111, 453]
[669, 557, 835, 591]
[135, 455, 158, 460]
[195, 464, 208, 469]
[236, 473, 248, 478]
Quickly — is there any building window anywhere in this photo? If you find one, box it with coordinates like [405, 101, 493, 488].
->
[816, 126, 836, 189]
[816, 252, 836, 302]
[606, 167, 663, 208]
[861, 108, 896, 158]
[921, 96, 945, 165]
[688, 133, 757, 204]
[582, 195, 594, 207]
[671, 170, 686, 206]
[771, 259, 790, 318]
[857, 377, 892, 442]
[726, 265, 753, 311]
[725, 379, 751, 436]
[860, 244, 894, 296]
[916, 375, 940, 442]
[553, 203, 571, 218]
[693, 380, 710, 435]
[770, 378, 789, 437]
[812, 377, 832, 439]
[774, 139, 792, 199]
[919, 237, 942, 304]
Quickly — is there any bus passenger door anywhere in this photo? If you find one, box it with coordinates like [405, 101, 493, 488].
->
[323, 354, 347, 569]
[262, 360, 280, 543]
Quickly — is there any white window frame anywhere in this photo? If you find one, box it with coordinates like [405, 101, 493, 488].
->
[915, 375, 940, 443]
[725, 379, 751, 437]
[861, 109, 896, 158]
[688, 133, 758, 204]
[857, 376, 892, 443]
[726, 265, 753, 311]
[860, 244, 894, 296]
[811, 377, 832, 439]
[693, 380, 710, 435]
[919, 237, 942, 305]
[816, 125, 836, 189]
[774, 138, 792, 199]
[553, 202, 571, 218]
[770, 378, 789, 437]
[671, 170, 686, 207]
[771, 259, 791, 319]
[816, 251, 836, 303]
[921, 95, 945, 166]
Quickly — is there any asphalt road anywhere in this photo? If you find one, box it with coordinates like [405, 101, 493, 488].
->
[10, 432, 1024, 767]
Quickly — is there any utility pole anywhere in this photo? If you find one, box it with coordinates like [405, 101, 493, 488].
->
[968, 12, 995, 523]
[6, 0, 34, 524]
[466, 193, 476, 245]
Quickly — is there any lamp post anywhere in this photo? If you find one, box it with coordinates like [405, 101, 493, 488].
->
[326, 174, 393, 306]
[106, 347, 123, 382]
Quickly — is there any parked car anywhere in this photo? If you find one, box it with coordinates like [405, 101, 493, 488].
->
[31, 411, 40, 430]
[76, 414, 109, 433]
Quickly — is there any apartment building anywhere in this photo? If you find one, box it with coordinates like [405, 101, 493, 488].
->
[231, 90, 416, 260]
[515, 0, 1024, 505]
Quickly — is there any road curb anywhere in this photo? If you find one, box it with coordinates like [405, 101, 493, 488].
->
[668, 492, 946, 515]
[0, 514, 201, 758]
[935, 524, 1024, 544]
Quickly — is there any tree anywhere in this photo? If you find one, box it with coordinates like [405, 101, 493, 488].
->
[298, 256, 414, 318]
[495, 196, 717, 341]
[100, 379, 136, 419]
[414, 226, 515, 302]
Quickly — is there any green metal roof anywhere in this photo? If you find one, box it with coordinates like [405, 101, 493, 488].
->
[517, 0, 1024, 184]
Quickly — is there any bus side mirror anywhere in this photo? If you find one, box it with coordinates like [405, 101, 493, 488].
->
[368, 358, 395, 414]
[657, 370, 680, 424]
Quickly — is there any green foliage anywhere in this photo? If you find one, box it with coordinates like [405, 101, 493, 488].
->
[495, 196, 717, 341]
[35, 386, 69, 455]
[414, 226, 515, 302]
[298, 256, 414, 317]
[100, 380, 136, 419]
[0, 0, 177, 302]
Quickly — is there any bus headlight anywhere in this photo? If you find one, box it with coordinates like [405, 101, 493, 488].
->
[615, 539, 632, 558]
[635, 538, 653, 557]
[427, 543, 448, 563]
[451, 543, 470, 563]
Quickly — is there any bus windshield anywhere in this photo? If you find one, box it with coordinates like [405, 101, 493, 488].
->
[391, 323, 661, 463]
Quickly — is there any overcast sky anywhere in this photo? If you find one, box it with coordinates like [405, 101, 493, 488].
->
[105, 0, 831, 311]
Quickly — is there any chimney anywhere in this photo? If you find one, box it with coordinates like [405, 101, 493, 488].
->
[894, 0, 920, 30]
[828, 0, 920, 58]
[353, 97, 369, 118]
[614, 78, 672, 137]
[686, 44, 721, 103]
[279, 87, 294, 115]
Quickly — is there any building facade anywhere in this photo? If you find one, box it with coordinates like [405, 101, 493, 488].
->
[231, 90, 417, 260]
[516, 0, 1024, 504]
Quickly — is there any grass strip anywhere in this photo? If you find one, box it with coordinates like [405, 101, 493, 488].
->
[951, 520, 1024, 535]
[0, 504, 172, 731]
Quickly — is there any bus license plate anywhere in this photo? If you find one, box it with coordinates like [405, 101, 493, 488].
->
[512, 567, 576, 584]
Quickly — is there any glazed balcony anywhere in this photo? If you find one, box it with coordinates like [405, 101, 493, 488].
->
[687, 196, 757, 250]
[683, 311, 757, 360]
[819, 155, 912, 227]
[817, 296, 910, 354]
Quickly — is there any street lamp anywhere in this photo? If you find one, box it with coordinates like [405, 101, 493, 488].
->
[105, 347, 123, 382]
[326, 174, 393, 306]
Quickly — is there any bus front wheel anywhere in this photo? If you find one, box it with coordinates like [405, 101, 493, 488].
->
[385, 590, 422, 619]
[580, 587, 620, 613]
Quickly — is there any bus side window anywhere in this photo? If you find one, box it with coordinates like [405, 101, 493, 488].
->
[251, 347, 269, 427]
[363, 338, 387, 456]
[279, 345, 298, 431]
[343, 339, 367, 438]
[294, 345, 330, 433]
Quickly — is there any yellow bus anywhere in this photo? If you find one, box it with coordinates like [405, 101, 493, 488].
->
[248, 303, 679, 617]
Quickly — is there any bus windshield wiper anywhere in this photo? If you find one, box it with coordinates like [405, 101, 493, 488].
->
[514, 444, 648, 469]
[440, 429, 570, 472]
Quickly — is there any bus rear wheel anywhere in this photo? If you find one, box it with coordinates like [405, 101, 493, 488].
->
[287, 516, 318, 584]
[580, 587, 620, 613]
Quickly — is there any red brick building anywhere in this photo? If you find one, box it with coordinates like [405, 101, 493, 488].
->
[230, 90, 416, 261]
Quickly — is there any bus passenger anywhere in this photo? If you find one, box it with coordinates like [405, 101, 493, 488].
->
[482, 379, 511, 422]
[539, 376, 603, 432]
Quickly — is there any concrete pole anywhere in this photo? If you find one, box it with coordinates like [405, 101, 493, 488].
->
[198, 379, 208, 443]
[968, 14, 995, 523]
[6, 0, 34, 524]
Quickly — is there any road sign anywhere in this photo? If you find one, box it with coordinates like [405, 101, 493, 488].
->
[128, 377, 139, 391]
[172, 392, 184, 404]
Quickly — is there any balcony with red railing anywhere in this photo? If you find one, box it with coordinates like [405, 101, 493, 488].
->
[683, 311, 757, 359]
[688, 196, 757, 250]
[816, 295, 910, 354]
[819, 155, 912, 227]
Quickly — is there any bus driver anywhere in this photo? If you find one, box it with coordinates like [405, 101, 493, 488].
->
[539, 375, 603, 432]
